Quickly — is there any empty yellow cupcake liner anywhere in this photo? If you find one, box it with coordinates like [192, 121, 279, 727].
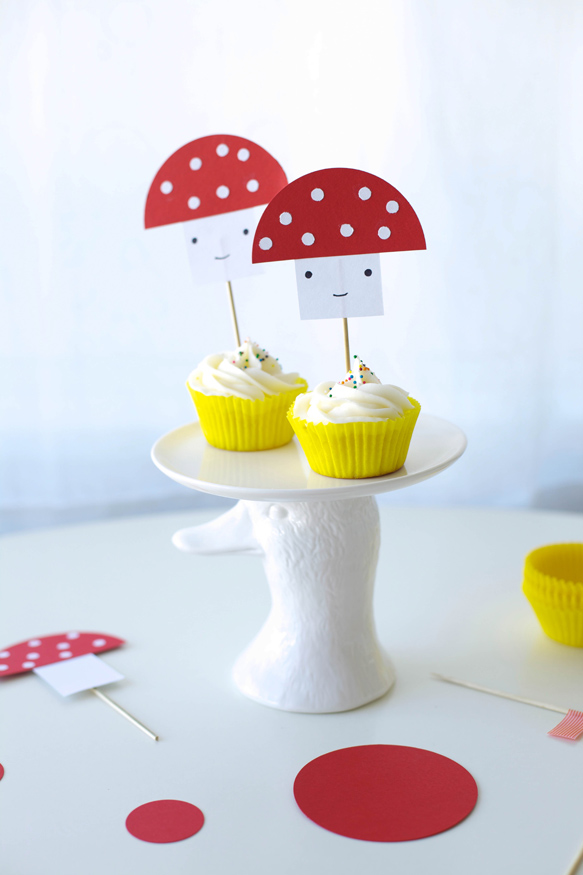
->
[523, 543, 583, 646]
[287, 398, 421, 479]
[188, 380, 308, 451]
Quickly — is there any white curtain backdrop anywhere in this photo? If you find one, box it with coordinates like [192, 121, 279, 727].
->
[1, 0, 582, 526]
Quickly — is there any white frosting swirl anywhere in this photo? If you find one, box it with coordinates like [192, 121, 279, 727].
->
[188, 338, 302, 401]
[292, 356, 413, 424]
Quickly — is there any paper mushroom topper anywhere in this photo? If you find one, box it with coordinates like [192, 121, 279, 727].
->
[145, 134, 288, 286]
[0, 631, 123, 677]
[252, 167, 426, 320]
[0, 631, 157, 740]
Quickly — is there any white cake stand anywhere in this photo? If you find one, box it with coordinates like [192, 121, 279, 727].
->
[152, 414, 466, 713]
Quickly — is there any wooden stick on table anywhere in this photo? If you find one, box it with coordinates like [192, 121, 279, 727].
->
[431, 673, 568, 715]
[564, 841, 583, 875]
[90, 688, 159, 741]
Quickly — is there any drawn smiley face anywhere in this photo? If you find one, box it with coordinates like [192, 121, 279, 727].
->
[182, 207, 263, 284]
[294, 253, 383, 320]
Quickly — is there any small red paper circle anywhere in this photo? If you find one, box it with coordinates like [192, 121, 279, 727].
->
[125, 800, 204, 843]
[0, 763, 4, 781]
[294, 744, 478, 842]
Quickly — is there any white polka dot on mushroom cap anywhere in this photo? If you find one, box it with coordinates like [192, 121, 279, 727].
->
[378, 226, 391, 239]
[237, 148, 250, 161]
[216, 143, 229, 157]
[246, 179, 259, 193]
[279, 212, 292, 225]
[302, 232, 315, 246]
[259, 237, 273, 250]
[160, 180, 173, 195]
[0, 651, 10, 658]
[189, 157, 202, 171]
[0, 665, 8, 671]
[26, 653, 40, 660]
[358, 187, 372, 200]
[188, 196, 201, 210]
[340, 224, 354, 237]
[22, 661, 35, 669]
[216, 185, 230, 199]
[92, 638, 106, 647]
[28, 640, 41, 647]
[66, 632, 80, 639]
[59, 651, 73, 659]
[56, 642, 70, 650]
[386, 200, 399, 213]
[311, 188, 324, 201]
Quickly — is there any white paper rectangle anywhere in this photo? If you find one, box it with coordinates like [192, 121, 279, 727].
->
[183, 207, 264, 284]
[33, 653, 123, 696]
[295, 253, 384, 320]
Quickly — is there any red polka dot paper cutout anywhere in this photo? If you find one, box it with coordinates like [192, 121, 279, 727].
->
[0, 763, 4, 781]
[293, 745, 478, 842]
[126, 800, 204, 843]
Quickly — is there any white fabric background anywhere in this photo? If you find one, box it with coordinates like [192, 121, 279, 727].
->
[1, 0, 582, 527]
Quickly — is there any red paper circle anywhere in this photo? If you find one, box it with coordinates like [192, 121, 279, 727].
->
[0, 763, 4, 781]
[125, 800, 204, 843]
[294, 745, 478, 842]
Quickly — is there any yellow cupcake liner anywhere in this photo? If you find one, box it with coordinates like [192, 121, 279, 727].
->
[188, 380, 308, 451]
[287, 398, 421, 479]
[523, 543, 583, 646]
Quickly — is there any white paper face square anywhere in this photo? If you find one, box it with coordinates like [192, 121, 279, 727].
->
[183, 207, 264, 285]
[294, 253, 383, 320]
[33, 653, 123, 696]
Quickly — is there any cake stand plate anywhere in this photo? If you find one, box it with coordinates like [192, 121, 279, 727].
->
[151, 415, 467, 713]
[151, 413, 466, 502]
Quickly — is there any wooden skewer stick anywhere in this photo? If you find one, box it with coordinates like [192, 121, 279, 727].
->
[226, 281, 241, 347]
[431, 673, 569, 716]
[90, 688, 159, 741]
[564, 840, 583, 875]
[342, 318, 350, 372]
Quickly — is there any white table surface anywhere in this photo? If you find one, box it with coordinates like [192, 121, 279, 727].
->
[2, 506, 583, 875]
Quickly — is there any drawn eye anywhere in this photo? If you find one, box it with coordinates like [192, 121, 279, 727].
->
[191, 238, 198, 244]
[243, 229, 249, 235]
[305, 271, 313, 279]
[364, 269, 372, 277]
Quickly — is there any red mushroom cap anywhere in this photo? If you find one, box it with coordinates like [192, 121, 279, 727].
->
[145, 134, 288, 229]
[0, 632, 125, 678]
[252, 167, 426, 263]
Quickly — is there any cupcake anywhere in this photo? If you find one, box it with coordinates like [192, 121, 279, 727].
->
[187, 338, 307, 451]
[288, 356, 420, 479]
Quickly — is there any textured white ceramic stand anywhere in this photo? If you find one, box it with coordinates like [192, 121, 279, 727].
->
[152, 414, 466, 713]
